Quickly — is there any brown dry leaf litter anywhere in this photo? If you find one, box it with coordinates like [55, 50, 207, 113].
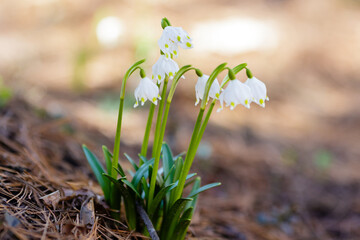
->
[0, 99, 147, 239]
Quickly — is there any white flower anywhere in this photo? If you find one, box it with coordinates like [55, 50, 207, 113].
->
[195, 75, 221, 106]
[217, 79, 252, 112]
[134, 77, 161, 107]
[152, 55, 180, 84]
[158, 26, 193, 58]
[244, 77, 269, 107]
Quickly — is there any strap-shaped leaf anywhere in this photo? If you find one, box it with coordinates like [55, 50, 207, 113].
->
[172, 157, 184, 182]
[188, 182, 221, 198]
[162, 165, 176, 188]
[124, 153, 139, 171]
[174, 219, 191, 240]
[180, 207, 194, 222]
[122, 179, 141, 198]
[148, 183, 176, 219]
[161, 198, 193, 240]
[103, 174, 137, 230]
[162, 143, 174, 185]
[131, 158, 155, 187]
[82, 145, 110, 200]
[102, 145, 112, 175]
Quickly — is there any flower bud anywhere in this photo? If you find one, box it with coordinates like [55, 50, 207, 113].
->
[161, 18, 171, 29]
[140, 68, 146, 78]
[228, 69, 236, 80]
[195, 68, 203, 77]
[246, 68, 253, 79]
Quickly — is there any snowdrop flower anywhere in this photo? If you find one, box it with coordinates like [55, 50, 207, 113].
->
[195, 74, 221, 106]
[134, 77, 161, 107]
[217, 79, 252, 112]
[152, 55, 179, 84]
[245, 77, 269, 107]
[158, 26, 193, 58]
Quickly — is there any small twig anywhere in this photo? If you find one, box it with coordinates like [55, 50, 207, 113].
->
[135, 201, 159, 240]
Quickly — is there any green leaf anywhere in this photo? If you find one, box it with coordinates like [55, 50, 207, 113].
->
[139, 155, 149, 164]
[114, 167, 126, 177]
[101, 146, 112, 175]
[162, 165, 176, 188]
[187, 177, 201, 211]
[161, 198, 193, 240]
[82, 145, 110, 200]
[172, 157, 184, 182]
[122, 179, 141, 198]
[174, 151, 186, 160]
[148, 183, 176, 220]
[180, 207, 194, 221]
[174, 219, 191, 240]
[162, 143, 174, 186]
[131, 158, 155, 187]
[188, 182, 221, 198]
[141, 177, 149, 200]
[124, 153, 139, 171]
[103, 174, 137, 230]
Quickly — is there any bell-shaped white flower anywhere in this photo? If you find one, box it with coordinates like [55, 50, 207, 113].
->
[152, 55, 180, 84]
[158, 26, 193, 58]
[134, 77, 161, 108]
[244, 77, 269, 108]
[217, 79, 252, 112]
[195, 74, 221, 106]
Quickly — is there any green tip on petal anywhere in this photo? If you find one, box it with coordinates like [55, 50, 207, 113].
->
[165, 43, 169, 48]
[186, 42, 192, 48]
[177, 36, 181, 42]
[245, 99, 249, 105]
[259, 99, 264, 105]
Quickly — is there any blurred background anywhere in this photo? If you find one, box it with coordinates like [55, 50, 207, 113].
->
[0, 0, 359, 239]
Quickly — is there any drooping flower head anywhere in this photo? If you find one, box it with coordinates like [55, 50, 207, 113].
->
[152, 55, 179, 84]
[195, 74, 221, 106]
[243, 68, 268, 107]
[134, 77, 161, 108]
[245, 77, 269, 108]
[217, 79, 252, 112]
[158, 26, 193, 58]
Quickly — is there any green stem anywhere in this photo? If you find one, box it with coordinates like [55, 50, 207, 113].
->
[148, 66, 196, 208]
[140, 103, 156, 164]
[152, 77, 168, 158]
[173, 108, 205, 201]
[111, 61, 144, 178]
[148, 101, 171, 210]
[112, 98, 124, 178]
[194, 101, 215, 151]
